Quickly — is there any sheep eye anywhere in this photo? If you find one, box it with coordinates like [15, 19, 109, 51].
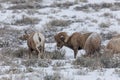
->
[58, 42, 61, 44]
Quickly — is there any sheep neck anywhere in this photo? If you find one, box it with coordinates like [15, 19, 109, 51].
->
[64, 38, 73, 50]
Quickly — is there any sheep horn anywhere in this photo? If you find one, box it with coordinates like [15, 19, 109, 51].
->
[64, 36, 69, 43]
[60, 36, 64, 41]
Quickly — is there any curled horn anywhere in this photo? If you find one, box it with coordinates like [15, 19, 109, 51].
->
[60, 35, 69, 43]
[64, 36, 69, 43]
[60, 35, 64, 41]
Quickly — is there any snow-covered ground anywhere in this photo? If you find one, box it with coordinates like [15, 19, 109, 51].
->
[0, 0, 120, 80]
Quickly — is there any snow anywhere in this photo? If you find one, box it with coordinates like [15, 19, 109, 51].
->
[0, 0, 120, 80]
[87, 0, 118, 3]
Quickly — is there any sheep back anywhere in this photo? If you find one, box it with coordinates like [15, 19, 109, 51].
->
[84, 32, 101, 55]
[27, 32, 45, 51]
[67, 32, 83, 49]
[106, 38, 120, 53]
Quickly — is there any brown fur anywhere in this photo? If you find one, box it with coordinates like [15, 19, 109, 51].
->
[19, 32, 45, 59]
[84, 32, 101, 57]
[106, 37, 120, 53]
[54, 32, 101, 58]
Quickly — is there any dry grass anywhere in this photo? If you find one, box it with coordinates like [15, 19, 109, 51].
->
[74, 3, 113, 11]
[99, 22, 111, 28]
[44, 50, 65, 60]
[100, 31, 117, 40]
[44, 19, 72, 43]
[73, 51, 120, 69]
[8, 3, 43, 9]
[22, 59, 51, 67]
[13, 16, 40, 26]
[1, 47, 28, 58]
[102, 12, 114, 18]
[10, 0, 26, 4]
[51, 1, 76, 9]
[75, 69, 89, 75]
[44, 72, 61, 80]
[52, 61, 65, 67]
[74, 5, 89, 11]
[43, 25, 58, 43]
[0, 27, 22, 48]
[10, 0, 43, 4]
[110, 2, 120, 11]
[79, 0, 88, 2]
[1, 47, 65, 60]
[8, 4, 35, 9]
[47, 19, 72, 27]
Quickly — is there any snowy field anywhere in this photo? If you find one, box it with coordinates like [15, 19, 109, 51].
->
[0, 0, 120, 80]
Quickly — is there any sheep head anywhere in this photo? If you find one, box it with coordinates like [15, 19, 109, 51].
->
[54, 32, 69, 49]
[19, 31, 29, 40]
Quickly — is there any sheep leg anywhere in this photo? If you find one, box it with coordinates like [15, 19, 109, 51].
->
[41, 47, 44, 58]
[73, 47, 78, 58]
[36, 47, 41, 59]
[84, 50, 90, 57]
[28, 49, 32, 59]
[43, 44, 45, 53]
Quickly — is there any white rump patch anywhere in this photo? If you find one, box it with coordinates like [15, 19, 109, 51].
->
[33, 32, 45, 47]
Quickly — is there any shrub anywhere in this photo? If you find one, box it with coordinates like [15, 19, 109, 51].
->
[0, 27, 21, 48]
[73, 52, 120, 69]
[1, 47, 28, 58]
[10, 0, 43, 4]
[99, 22, 111, 28]
[51, 1, 75, 8]
[73, 57, 104, 69]
[44, 72, 61, 80]
[21, 59, 51, 67]
[79, 0, 88, 2]
[74, 3, 113, 11]
[102, 12, 114, 18]
[13, 16, 40, 26]
[44, 19, 72, 43]
[52, 61, 65, 67]
[48, 19, 72, 27]
[44, 50, 65, 59]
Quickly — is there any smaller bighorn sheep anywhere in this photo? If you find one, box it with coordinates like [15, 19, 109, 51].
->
[54, 32, 101, 58]
[106, 36, 120, 53]
[19, 31, 45, 59]
[84, 32, 101, 57]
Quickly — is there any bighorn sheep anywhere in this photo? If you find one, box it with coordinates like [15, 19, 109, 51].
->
[106, 36, 120, 53]
[19, 31, 45, 59]
[54, 32, 101, 58]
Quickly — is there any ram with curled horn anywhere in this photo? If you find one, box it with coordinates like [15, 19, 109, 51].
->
[54, 32, 102, 58]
